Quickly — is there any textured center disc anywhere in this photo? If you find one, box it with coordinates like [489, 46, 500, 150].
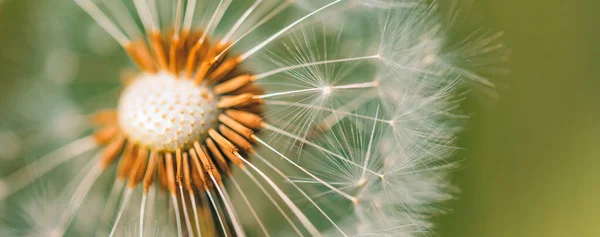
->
[118, 72, 218, 152]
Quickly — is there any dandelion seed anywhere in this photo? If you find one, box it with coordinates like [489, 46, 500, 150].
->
[0, 0, 503, 236]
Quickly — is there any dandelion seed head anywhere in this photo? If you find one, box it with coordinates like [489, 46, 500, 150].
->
[0, 0, 506, 236]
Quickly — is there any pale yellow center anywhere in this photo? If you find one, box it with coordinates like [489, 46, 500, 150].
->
[118, 72, 219, 152]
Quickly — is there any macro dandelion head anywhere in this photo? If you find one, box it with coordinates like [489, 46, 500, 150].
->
[0, 0, 504, 236]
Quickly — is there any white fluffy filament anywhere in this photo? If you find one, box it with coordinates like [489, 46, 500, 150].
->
[214, 1, 292, 60]
[103, 0, 142, 39]
[73, 0, 130, 46]
[108, 188, 133, 237]
[220, 0, 263, 44]
[238, 156, 321, 236]
[182, 0, 198, 31]
[361, 106, 380, 180]
[52, 155, 103, 237]
[139, 193, 148, 237]
[253, 152, 348, 237]
[96, 179, 125, 237]
[197, 0, 232, 45]
[132, 0, 157, 31]
[240, 0, 343, 61]
[255, 55, 380, 79]
[205, 189, 229, 237]
[254, 137, 358, 203]
[264, 123, 384, 177]
[241, 166, 303, 236]
[170, 193, 184, 237]
[257, 81, 379, 99]
[173, 0, 184, 37]
[189, 193, 203, 237]
[178, 186, 195, 236]
[0, 136, 96, 200]
[229, 177, 270, 237]
[210, 177, 246, 237]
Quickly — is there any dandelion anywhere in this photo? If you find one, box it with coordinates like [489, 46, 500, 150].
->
[0, 0, 504, 236]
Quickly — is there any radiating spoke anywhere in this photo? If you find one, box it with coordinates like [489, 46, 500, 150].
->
[0, 136, 96, 200]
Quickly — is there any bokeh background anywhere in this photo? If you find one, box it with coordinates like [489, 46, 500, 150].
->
[0, 0, 598, 236]
[438, 1, 600, 237]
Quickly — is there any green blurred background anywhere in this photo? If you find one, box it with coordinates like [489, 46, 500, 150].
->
[438, 0, 600, 236]
[0, 0, 599, 236]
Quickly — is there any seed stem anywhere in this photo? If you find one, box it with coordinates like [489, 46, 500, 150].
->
[96, 179, 125, 236]
[240, 167, 302, 236]
[206, 189, 229, 237]
[139, 194, 148, 237]
[214, 1, 293, 61]
[254, 152, 348, 237]
[240, 0, 343, 61]
[0, 136, 96, 200]
[230, 177, 270, 237]
[257, 81, 378, 99]
[255, 55, 379, 79]
[264, 123, 384, 178]
[254, 137, 358, 203]
[211, 178, 246, 237]
[109, 188, 133, 237]
[53, 156, 103, 237]
[221, 0, 263, 44]
[238, 155, 321, 236]
[179, 185, 195, 236]
[170, 193, 184, 237]
[189, 194, 203, 237]
[361, 105, 380, 180]
[74, 0, 130, 46]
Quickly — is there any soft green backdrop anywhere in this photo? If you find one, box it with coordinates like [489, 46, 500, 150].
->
[438, 0, 600, 237]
